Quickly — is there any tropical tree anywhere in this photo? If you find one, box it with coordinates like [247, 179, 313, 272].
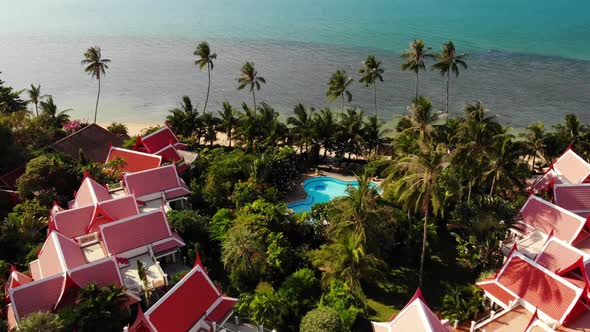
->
[72, 283, 129, 332]
[26, 84, 47, 117]
[401, 96, 440, 140]
[200, 111, 221, 147]
[521, 122, 545, 172]
[386, 144, 449, 287]
[16, 312, 64, 332]
[287, 104, 316, 153]
[256, 103, 288, 150]
[194, 41, 217, 113]
[340, 109, 366, 159]
[237, 62, 266, 114]
[326, 70, 353, 120]
[300, 306, 343, 332]
[314, 108, 339, 159]
[218, 102, 239, 147]
[222, 226, 268, 280]
[39, 96, 71, 129]
[81, 46, 111, 124]
[363, 116, 390, 155]
[482, 134, 529, 195]
[166, 96, 199, 138]
[359, 55, 384, 118]
[401, 40, 433, 98]
[236, 103, 258, 151]
[441, 285, 484, 322]
[432, 41, 467, 114]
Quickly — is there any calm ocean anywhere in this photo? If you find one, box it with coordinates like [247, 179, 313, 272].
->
[0, 0, 589, 127]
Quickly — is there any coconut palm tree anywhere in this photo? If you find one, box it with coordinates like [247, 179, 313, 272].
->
[314, 108, 339, 159]
[39, 96, 71, 129]
[200, 111, 221, 147]
[401, 40, 434, 99]
[386, 144, 449, 287]
[483, 134, 530, 195]
[16, 312, 64, 332]
[236, 102, 258, 151]
[194, 41, 217, 113]
[166, 96, 199, 138]
[432, 41, 467, 115]
[218, 102, 239, 147]
[359, 55, 385, 118]
[401, 96, 440, 140]
[521, 122, 545, 172]
[287, 103, 316, 153]
[26, 84, 47, 117]
[326, 70, 353, 120]
[81, 46, 111, 124]
[341, 109, 366, 159]
[256, 102, 288, 149]
[363, 116, 390, 155]
[237, 62, 266, 114]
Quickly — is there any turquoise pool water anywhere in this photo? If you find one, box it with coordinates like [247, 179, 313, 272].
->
[287, 176, 379, 214]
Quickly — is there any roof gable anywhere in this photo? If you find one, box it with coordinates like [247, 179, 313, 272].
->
[53, 205, 95, 238]
[8, 273, 65, 322]
[106, 147, 162, 173]
[69, 257, 123, 288]
[535, 238, 588, 276]
[144, 265, 229, 332]
[520, 195, 587, 244]
[53, 232, 86, 270]
[553, 149, 590, 184]
[74, 177, 111, 208]
[100, 210, 172, 255]
[140, 127, 181, 153]
[123, 165, 184, 199]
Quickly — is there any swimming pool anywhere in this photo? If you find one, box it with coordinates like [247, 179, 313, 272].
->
[287, 176, 380, 213]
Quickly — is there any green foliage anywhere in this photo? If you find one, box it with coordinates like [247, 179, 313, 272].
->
[16, 312, 64, 332]
[0, 200, 48, 264]
[106, 122, 128, 136]
[202, 149, 253, 207]
[0, 121, 26, 174]
[300, 306, 342, 332]
[441, 284, 484, 322]
[0, 73, 27, 114]
[210, 208, 234, 242]
[320, 280, 363, 331]
[17, 153, 80, 207]
[166, 210, 210, 243]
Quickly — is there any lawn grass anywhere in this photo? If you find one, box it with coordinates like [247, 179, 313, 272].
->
[367, 297, 399, 321]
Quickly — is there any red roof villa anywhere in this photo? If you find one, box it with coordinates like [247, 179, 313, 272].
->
[132, 126, 191, 172]
[3, 137, 236, 331]
[472, 147, 590, 331]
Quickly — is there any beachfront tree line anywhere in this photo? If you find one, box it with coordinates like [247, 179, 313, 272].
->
[1, 40, 590, 332]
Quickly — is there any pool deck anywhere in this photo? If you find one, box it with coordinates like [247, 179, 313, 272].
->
[284, 169, 383, 204]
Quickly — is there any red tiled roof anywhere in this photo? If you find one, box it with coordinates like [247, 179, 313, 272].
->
[123, 165, 187, 199]
[476, 281, 516, 307]
[5, 271, 33, 292]
[553, 149, 590, 185]
[88, 195, 140, 233]
[152, 233, 185, 254]
[53, 205, 95, 239]
[554, 184, 590, 213]
[140, 127, 181, 153]
[51, 124, 125, 163]
[74, 177, 111, 208]
[520, 195, 587, 244]
[100, 210, 172, 255]
[8, 273, 65, 321]
[153, 145, 183, 163]
[496, 254, 583, 323]
[69, 257, 123, 288]
[37, 233, 68, 278]
[145, 265, 232, 332]
[536, 238, 586, 275]
[206, 297, 238, 323]
[53, 232, 86, 270]
[106, 147, 162, 173]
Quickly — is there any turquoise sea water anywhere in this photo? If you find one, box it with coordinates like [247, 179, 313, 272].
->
[288, 177, 380, 213]
[0, 0, 589, 126]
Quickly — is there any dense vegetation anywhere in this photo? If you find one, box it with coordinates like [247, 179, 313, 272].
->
[1, 40, 589, 331]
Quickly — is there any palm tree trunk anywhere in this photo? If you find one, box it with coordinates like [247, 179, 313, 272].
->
[445, 71, 450, 115]
[34, 103, 38, 117]
[419, 202, 429, 288]
[252, 90, 257, 116]
[531, 153, 536, 173]
[415, 71, 419, 99]
[373, 83, 377, 119]
[94, 77, 101, 124]
[228, 129, 232, 148]
[467, 179, 472, 203]
[340, 93, 344, 123]
[203, 63, 211, 113]
[489, 175, 497, 196]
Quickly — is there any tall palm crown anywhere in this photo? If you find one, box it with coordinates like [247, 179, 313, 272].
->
[432, 41, 467, 115]
[166, 96, 199, 137]
[237, 62, 266, 114]
[359, 55, 385, 118]
[326, 70, 353, 119]
[521, 122, 545, 172]
[81, 46, 111, 124]
[194, 41, 217, 113]
[40, 96, 71, 129]
[401, 40, 433, 98]
[402, 96, 440, 140]
[287, 104, 316, 153]
[26, 84, 46, 117]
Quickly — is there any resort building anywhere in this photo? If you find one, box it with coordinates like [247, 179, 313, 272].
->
[474, 148, 590, 331]
[131, 126, 195, 172]
[371, 289, 453, 332]
[3, 138, 235, 331]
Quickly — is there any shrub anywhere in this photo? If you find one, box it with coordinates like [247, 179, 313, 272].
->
[299, 307, 342, 332]
[107, 122, 128, 136]
[16, 312, 64, 332]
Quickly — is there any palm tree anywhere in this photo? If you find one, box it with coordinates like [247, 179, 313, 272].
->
[521, 122, 545, 172]
[16, 312, 64, 332]
[363, 116, 390, 155]
[432, 41, 467, 115]
[287, 104, 316, 153]
[236, 102, 258, 151]
[222, 226, 267, 277]
[218, 102, 239, 147]
[237, 62, 266, 114]
[401, 40, 433, 99]
[483, 134, 529, 195]
[200, 111, 221, 147]
[40, 96, 71, 129]
[359, 55, 384, 118]
[386, 144, 449, 287]
[341, 109, 366, 159]
[401, 96, 440, 140]
[194, 41, 217, 113]
[314, 108, 339, 159]
[326, 70, 353, 120]
[81, 46, 111, 124]
[166, 96, 199, 137]
[26, 84, 47, 117]
[256, 102, 288, 149]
